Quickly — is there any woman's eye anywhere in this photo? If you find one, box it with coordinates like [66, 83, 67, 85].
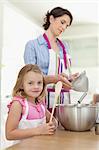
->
[61, 21, 65, 24]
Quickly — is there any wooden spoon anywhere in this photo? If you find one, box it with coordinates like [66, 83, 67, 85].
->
[50, 81, 62, 122]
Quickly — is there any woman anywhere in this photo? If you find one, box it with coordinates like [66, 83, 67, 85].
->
[24, 7, 78, 108]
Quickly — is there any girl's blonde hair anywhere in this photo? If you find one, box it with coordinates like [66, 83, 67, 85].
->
[12, 64, 46, 100]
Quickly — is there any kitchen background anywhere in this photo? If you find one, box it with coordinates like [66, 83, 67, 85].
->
[0, 0, 99, 148]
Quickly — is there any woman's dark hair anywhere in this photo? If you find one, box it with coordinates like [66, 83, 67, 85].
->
[43, 7, 73, 30]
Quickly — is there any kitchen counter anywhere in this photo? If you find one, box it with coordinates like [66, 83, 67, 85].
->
[4, 128, 99, 150]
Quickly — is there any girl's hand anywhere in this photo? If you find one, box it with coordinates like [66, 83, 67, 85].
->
[52, 117, 58, 129]
[38, 122, 56, 135]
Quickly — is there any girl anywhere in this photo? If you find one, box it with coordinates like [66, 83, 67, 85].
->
[5, 64, 58, 141]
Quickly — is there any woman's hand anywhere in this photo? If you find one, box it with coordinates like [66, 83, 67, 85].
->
[44, 74, 72, 89]
[68, 72, 79, 81]
[44, 72, 79, 90]
[57, 73, 72, 89]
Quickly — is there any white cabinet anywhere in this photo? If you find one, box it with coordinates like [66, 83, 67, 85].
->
[68, 37, 98, 67]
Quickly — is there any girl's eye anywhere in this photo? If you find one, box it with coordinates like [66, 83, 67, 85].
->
[28, 82, 32, 85]
[38, 81, 43, 85]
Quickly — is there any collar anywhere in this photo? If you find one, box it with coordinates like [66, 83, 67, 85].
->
[37, 34, 48, 46]
[43, 33, 67, 68]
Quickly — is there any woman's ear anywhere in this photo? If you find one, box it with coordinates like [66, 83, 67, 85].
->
[49, 15, 55, 23]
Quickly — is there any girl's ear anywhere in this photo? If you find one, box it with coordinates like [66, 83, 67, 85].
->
[49, 15, 55, 23]
[20, 85, 24, 91]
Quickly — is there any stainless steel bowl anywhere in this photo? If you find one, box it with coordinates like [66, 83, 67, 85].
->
[56, 104, 98, 131]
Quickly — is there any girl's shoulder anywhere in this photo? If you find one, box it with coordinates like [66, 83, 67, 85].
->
[38, 98, 46, 108]
[41, 98, 46, 105]
[7, 96, 26, 111]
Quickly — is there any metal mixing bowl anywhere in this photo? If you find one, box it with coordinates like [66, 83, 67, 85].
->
[56, 104, 98, 131]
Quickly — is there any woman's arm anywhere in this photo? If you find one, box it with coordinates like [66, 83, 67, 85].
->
[24, 41, 36, 65]
[44, 74, 72, 89]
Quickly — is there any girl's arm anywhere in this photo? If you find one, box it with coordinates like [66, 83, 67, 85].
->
[6, 101, 40, 140]
[6, 101, 55, 140]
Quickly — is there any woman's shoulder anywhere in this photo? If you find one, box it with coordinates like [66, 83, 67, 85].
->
[25, 34, 45, 47]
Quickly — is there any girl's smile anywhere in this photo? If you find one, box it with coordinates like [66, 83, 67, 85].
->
[23, 71, 43, 101]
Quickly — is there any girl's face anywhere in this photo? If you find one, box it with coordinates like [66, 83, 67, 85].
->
[50, 14, 71, 36]
[22, 71, 43, 100]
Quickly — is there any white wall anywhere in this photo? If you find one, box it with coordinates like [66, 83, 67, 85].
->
[1, 3, 43, 148]
[62, 24, 98, 39]
[65, 36, 99, 104]
[1, 3, 43, 99]
[0, 2, 4, 149]
[0, 2, 4, 98]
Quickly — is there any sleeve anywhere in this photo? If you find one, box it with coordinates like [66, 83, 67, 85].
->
[24, 40, 37, 65]
[7, 96, 26, 114]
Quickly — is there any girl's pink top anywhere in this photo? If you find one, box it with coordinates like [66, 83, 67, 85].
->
[7, 96, 46, 120]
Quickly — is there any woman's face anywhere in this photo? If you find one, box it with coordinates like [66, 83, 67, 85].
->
[49, 14, 71, 36]
[22, 71, 43, 100]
